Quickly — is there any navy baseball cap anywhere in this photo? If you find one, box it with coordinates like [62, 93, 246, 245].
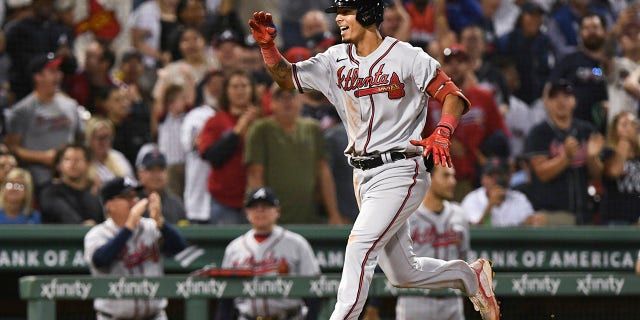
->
[483, 157, 510, 175]
[212, 29, 242, 48]
[100, 177, 142, 202]
[27, 52, 63, 75]
[136, 147, 167, 170]
[521, 1, 546, 15]
[245, 187, 280, 208]
[546, 79, 574, 97]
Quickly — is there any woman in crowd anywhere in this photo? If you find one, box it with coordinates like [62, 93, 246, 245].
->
[198, 70, 260, 224]
[0, 168, 40, 224]
[152, 27, 218, 137]
[85, 117, 135, 192]
[600, 111, 640, 225]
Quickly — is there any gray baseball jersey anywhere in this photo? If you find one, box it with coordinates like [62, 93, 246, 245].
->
[222, 225, 320, 317]
[292, 37, 480, 320]
[396, 201, 470, 320]
[84, 218, 167, 319]
[292, 37, 438, 156]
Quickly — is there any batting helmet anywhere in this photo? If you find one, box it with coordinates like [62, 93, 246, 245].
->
[325, 0, 384, 27]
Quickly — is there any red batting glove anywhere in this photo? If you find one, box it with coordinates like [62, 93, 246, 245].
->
[248, 11, 277, 48]
[410, 126, 453, 167]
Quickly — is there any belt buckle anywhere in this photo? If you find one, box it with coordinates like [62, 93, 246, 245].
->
[256, 317, 275, 320]
[350, 156, 369, 169]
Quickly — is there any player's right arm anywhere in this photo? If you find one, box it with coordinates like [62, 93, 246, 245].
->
[248, 11, 295, 90]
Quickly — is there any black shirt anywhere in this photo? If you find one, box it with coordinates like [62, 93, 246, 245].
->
[600, 149, 640, 225]
[39, 182, 104, 224]
[112, 101, 151, 166]
[524, 119, 596, 224]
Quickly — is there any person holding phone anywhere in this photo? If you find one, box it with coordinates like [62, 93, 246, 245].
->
[461, 157, 546, 226]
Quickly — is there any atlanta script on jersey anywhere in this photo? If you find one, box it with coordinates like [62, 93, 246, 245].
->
[292, 37, 440, 156]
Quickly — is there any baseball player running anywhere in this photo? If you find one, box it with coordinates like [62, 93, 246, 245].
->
[248, 1, 500, 319]
[215, 187, 321, 320]
[396, 165, 469, 320]
[84, 177, 188, 320]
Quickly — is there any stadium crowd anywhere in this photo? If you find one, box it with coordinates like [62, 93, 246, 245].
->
[0, 0, 638, 228]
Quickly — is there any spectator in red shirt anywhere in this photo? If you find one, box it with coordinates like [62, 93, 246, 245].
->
[198, 70, 260, 224]
[425, 43, 509, 201]
[63, 39, 115, 115]
[405, 0, 453, 46]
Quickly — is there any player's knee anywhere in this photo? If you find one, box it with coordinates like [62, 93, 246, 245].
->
[385, 271, 416, 288]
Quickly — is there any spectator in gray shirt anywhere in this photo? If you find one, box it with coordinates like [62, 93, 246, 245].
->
[4, 53, 84, 198]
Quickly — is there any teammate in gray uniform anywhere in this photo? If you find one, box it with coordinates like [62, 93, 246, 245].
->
[84, 177, 187, 320]
[396, 165, 469, 320]
[248, 1, 500, 319]
[215, 187, 321, 320]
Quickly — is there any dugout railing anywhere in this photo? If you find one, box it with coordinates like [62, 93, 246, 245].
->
[19, 272, 640, 320]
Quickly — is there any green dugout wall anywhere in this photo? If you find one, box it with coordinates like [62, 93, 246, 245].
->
[1, 225, 639, 319]
[0, 225, 637, 273]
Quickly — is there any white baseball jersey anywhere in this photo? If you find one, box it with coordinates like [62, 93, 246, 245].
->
[221, 225, 320, 317]
[396, 201, 470, 320]
[84, 218, 167, 319]
[292, 36, 439, 156]
[180, 104, 215, 221]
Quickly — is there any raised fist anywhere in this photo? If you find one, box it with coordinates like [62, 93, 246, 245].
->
[248, 11, 277, 48]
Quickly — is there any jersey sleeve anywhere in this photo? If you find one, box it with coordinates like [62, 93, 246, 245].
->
[523, 124, 552, 158]
[410, 49, 441, 93]
[83, 226, 110, 270]
[5, 104, 28, 136]
[220, 240, 237, 269]
[294, 234, 321, 276]
[291, 50, 333, 94]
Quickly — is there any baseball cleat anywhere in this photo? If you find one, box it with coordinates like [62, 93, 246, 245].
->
[469, 258, 500, 320]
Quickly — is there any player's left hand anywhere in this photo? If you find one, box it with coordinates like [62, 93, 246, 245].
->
[410, 126, 453, 167]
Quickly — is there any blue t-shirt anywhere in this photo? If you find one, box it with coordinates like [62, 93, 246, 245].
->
[0, 209, 41, 224]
